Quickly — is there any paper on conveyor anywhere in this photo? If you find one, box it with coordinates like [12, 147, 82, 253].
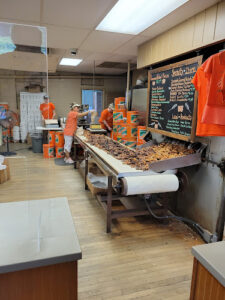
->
[121, 174, 179, 195]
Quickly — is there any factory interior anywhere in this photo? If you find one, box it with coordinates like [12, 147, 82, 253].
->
[0, 0, 225, 299]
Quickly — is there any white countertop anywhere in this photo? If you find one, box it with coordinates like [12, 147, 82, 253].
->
[192, 241, 225, 287]
[0, 197, 82, 274]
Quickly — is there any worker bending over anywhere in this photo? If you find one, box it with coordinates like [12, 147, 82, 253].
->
[64, 103, 94, 164]
[40, 95, 56, 120]
[99, 103, 114, 134]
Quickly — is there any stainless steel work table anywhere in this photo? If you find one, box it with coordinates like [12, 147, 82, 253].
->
[74, 135, 158, 233]
[0, 197, 82, 300]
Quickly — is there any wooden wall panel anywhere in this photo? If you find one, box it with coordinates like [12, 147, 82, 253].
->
[203, 5, 218, 44]
[214, 1, 225, 40]
[138, 2, 225, 69]
[193, 11, 205, 47]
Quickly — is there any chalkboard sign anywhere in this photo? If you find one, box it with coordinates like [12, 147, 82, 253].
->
[147, 57, 202, 142]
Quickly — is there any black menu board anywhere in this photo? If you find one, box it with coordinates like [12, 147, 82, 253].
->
[147, 57, 202, 142]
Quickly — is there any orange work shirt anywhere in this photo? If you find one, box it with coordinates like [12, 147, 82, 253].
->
[201, 51, 225, 125]
[99, 109, 113, 129]
[192, 65, 225, 136]
[64, 111, 78, 136]
[40, 102, 55, 119]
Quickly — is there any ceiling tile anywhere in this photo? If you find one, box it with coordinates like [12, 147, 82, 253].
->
[46, 25, 90, 49]
[85, 52, 112, 61]
[0, 0, 40, 23]
[12, 25, 43, 47]
[42, 0, 117, 29]
[80, 31, 133, 53]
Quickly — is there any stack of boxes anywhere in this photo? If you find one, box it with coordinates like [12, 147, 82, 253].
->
[43, 131, 64, 158]
[112, 97, 147, 149]
[113, 97, 127, 144]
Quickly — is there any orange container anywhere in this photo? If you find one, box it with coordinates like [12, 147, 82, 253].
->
[127, 111, 139, 125]
[113, 110, 127, 124]
[123, 139, 137, 149]
[114, 97, 125, 110]
[137, 126, 147, 142]
[126, 124, 138, 139]
[113, 124, 121, 135]
[137, 140, 146, 146]
[117, 122, 127, 139]
[48, 131, 55, 146]
[43, 144, 54, 158]
[117, 136, 122, 143]
[55, 131, 64, 147]
[55, 146, 64, 158]
[113, 133, 117, 141]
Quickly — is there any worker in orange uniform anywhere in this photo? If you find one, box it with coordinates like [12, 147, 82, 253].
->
[99, 103, 114, 134]
[64, 103, 94, 164]
[40, 95, 56, 120]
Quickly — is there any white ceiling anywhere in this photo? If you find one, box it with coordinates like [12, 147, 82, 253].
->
[0, 0, 220, 74]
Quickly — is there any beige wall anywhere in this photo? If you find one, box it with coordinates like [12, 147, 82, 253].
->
[0, 75, 126, 117]
[0, 78, 17, 112]
[48, 78, 81, 117]
[138, 1, 225, 68]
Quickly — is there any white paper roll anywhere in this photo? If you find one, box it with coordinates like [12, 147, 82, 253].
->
[121, 174, 179, 195]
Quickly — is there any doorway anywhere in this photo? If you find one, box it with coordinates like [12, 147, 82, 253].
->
[82, 90, 103, 118]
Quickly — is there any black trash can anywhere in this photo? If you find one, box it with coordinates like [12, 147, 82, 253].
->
[31, 134, 43, 153]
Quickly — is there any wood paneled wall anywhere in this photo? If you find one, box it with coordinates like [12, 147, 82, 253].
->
[138, 1, 225, 68]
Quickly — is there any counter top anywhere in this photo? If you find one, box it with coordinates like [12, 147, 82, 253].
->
[192, 241, 225, 287]
[0, 197, 82, 274]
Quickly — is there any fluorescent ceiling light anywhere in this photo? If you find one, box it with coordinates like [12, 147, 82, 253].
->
[60, 58, 83, 66]
[96, 0, 189, 35]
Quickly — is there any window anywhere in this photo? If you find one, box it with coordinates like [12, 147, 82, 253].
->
[82, 90, 103, 118]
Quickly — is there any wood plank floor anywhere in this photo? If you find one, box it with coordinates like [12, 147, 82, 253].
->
[0, 146, 203, 300]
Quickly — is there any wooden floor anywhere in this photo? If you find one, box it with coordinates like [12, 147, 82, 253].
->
[0, 145, 203, 300]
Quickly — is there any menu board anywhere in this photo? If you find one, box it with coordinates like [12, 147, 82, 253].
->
[147, 57, 202, 141]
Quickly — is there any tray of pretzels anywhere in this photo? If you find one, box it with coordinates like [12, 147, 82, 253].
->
[83, 131, 205, 172]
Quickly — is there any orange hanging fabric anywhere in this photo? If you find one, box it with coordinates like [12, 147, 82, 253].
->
[192, 62, 225, 136]
[201, 51, 225, 125]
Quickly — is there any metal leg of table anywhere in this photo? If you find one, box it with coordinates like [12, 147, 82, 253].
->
[106, 176, 113, 233]
[73, 143, 77, 169]
[84, 150, 88, 190]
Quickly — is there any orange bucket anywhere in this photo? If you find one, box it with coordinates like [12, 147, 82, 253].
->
[114, 97, 125, 110]
[137, 140, 146, 146]
[127, 111, 139, 125]
[123, 139, 137, 149]
[137, 126, 147, 142]
[43, 144, 54, 158]
[113, 110, 127, 124]
[117, 122, 127, 139]
[55, 131, 64, 147]
[113, 133, 117, 141]
[48, 131, 55, 146]
[126, 124, 138, 139]
[55, 146, 64, 158]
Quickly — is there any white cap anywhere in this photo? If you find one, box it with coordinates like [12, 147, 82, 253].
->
[108, 103, 114, 110]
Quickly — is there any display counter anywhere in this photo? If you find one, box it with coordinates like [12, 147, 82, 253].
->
[0, 197, 82, 300]
[190, 241, 225, 299]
